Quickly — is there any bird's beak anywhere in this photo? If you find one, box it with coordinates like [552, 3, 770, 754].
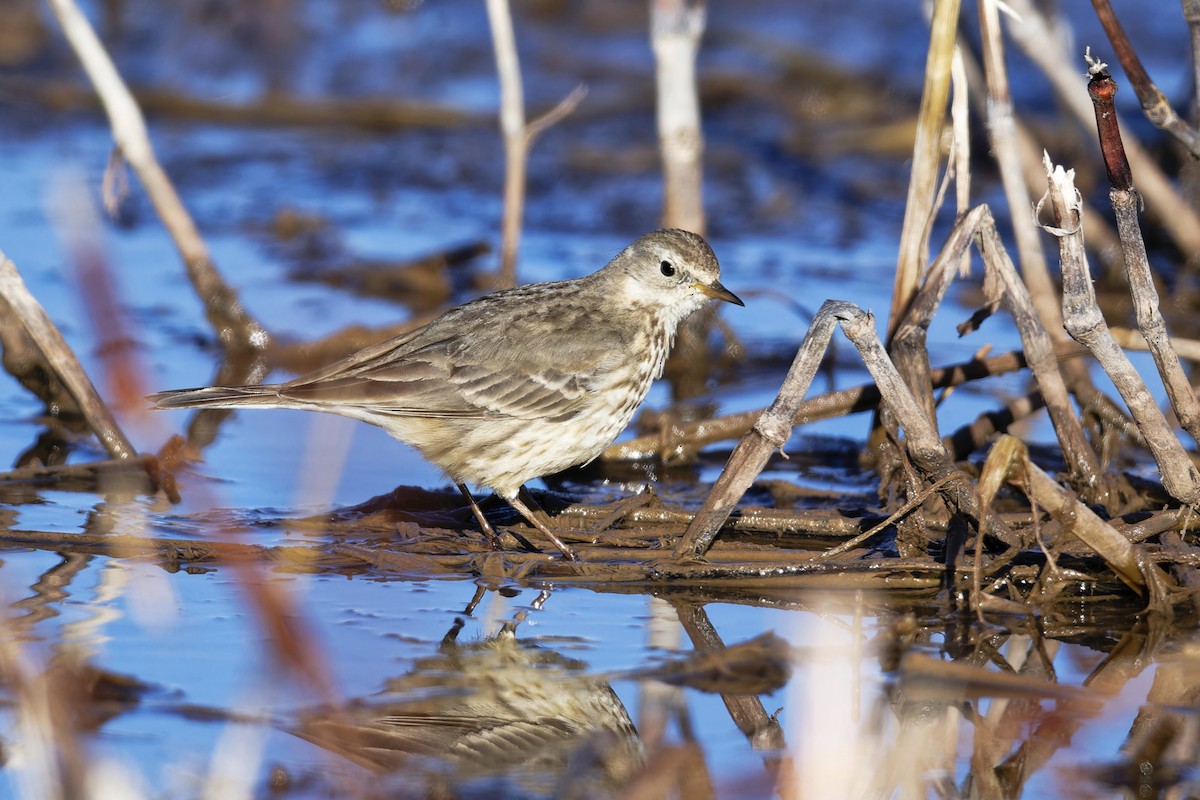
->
[696, 279, 744, 306]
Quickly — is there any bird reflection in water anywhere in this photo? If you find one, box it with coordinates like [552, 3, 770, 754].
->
[292, 617, 642, 798]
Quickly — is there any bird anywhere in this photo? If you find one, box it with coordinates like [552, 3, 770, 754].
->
[149, 229, 742, 560]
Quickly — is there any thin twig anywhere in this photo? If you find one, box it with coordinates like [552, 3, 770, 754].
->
[485, 0, 585, 288]
[45, 0, 268, 354]
[816, 473, 957, 560]
[1089, 0, 1200, 157]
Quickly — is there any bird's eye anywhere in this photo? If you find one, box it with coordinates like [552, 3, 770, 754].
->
[660, 260, 676, 277]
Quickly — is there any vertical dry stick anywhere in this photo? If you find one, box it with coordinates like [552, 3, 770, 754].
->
[485, 0, 586, 288]
[651, 0, 706, 233]
[887, 0, 962, 337]
[1087, 59, 1200, 442]
[950, 48, 971, 214]
[0, 251, 136, 461]
[977, 0, 1061, 335]
[652, 0, 712, 401]
[45, 0, 267, 354]
[486, 0, 528, 290]
[1044, 155, 1200, 505]
[1002, 0, 1200, 256]
[973, 215, 1108, 500]
[1187, 0, 1200, 115]
[1089, 0, 1200, 157]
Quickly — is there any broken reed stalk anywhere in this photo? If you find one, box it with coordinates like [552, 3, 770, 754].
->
[1089, 0, 1200, 158]
[1087, 59, 1200, 443]
[0, 252, 135, 461]
[485, 0, 587, 287]
[1042, 154, 1200, 505]
[1002, 0, 1200, 256]
[674, 300, 1014, 561]
[45, 0, 268, 355]
[485, 0, 529, 289]
[651, 0, 707, 233]
[886, 0, 962, 337]
[981, 436, 1166, 595]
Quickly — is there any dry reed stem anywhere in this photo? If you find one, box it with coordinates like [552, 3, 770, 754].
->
[887, 0, 962, 337]
[652, 0, 707, 234]
[45, 0, 268, 354]
[0, 252, 135, 460]
[1086, 63, 1200, 443]
[1043, 156, 1200, 505]
[971, 210, 1109, 502]
[989, 435, 1165, 595]
[892, 203, 1105, 500]
[1089, 0, 1200, 158]
[487, 0, 529, 289]
[1002, 0, 1200, 256]
[977, 0, 1061, 337]
[1188, 0, 1200, 112]
[951, 47, 971, 213]
[486, 0, 586, 288]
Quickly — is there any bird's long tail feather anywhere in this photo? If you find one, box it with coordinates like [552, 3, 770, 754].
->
[148, 385, 284, 410]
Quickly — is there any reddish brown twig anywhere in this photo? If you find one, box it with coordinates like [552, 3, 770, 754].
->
[1089, 0, 1200, 158]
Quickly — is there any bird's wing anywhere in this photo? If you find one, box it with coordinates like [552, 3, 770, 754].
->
[278, 315, 627, 421]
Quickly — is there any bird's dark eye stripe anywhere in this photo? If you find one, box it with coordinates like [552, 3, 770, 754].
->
[660, 260, 675, 277]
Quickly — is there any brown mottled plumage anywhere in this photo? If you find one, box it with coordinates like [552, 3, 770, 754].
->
[150, 229, 741, 559]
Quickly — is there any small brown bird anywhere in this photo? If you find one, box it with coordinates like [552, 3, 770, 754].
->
[150, 229, 741, 559]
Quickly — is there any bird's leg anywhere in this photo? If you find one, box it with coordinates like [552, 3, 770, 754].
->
[456, 483, 502, 549]
[516, 486, 556, 527]
[506, 492, 578, 561]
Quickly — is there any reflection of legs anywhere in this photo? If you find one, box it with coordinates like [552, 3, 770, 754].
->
[507, 491, 578, 561]
[456, 483, 501, 548]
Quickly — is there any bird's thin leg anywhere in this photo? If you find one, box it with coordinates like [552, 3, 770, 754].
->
[457, 483, 502, 549]
[506, 493, 578, 561]
[516, 486, 555, 526]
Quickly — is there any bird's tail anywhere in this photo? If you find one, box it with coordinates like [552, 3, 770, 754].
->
[148, 384, 285, 410]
